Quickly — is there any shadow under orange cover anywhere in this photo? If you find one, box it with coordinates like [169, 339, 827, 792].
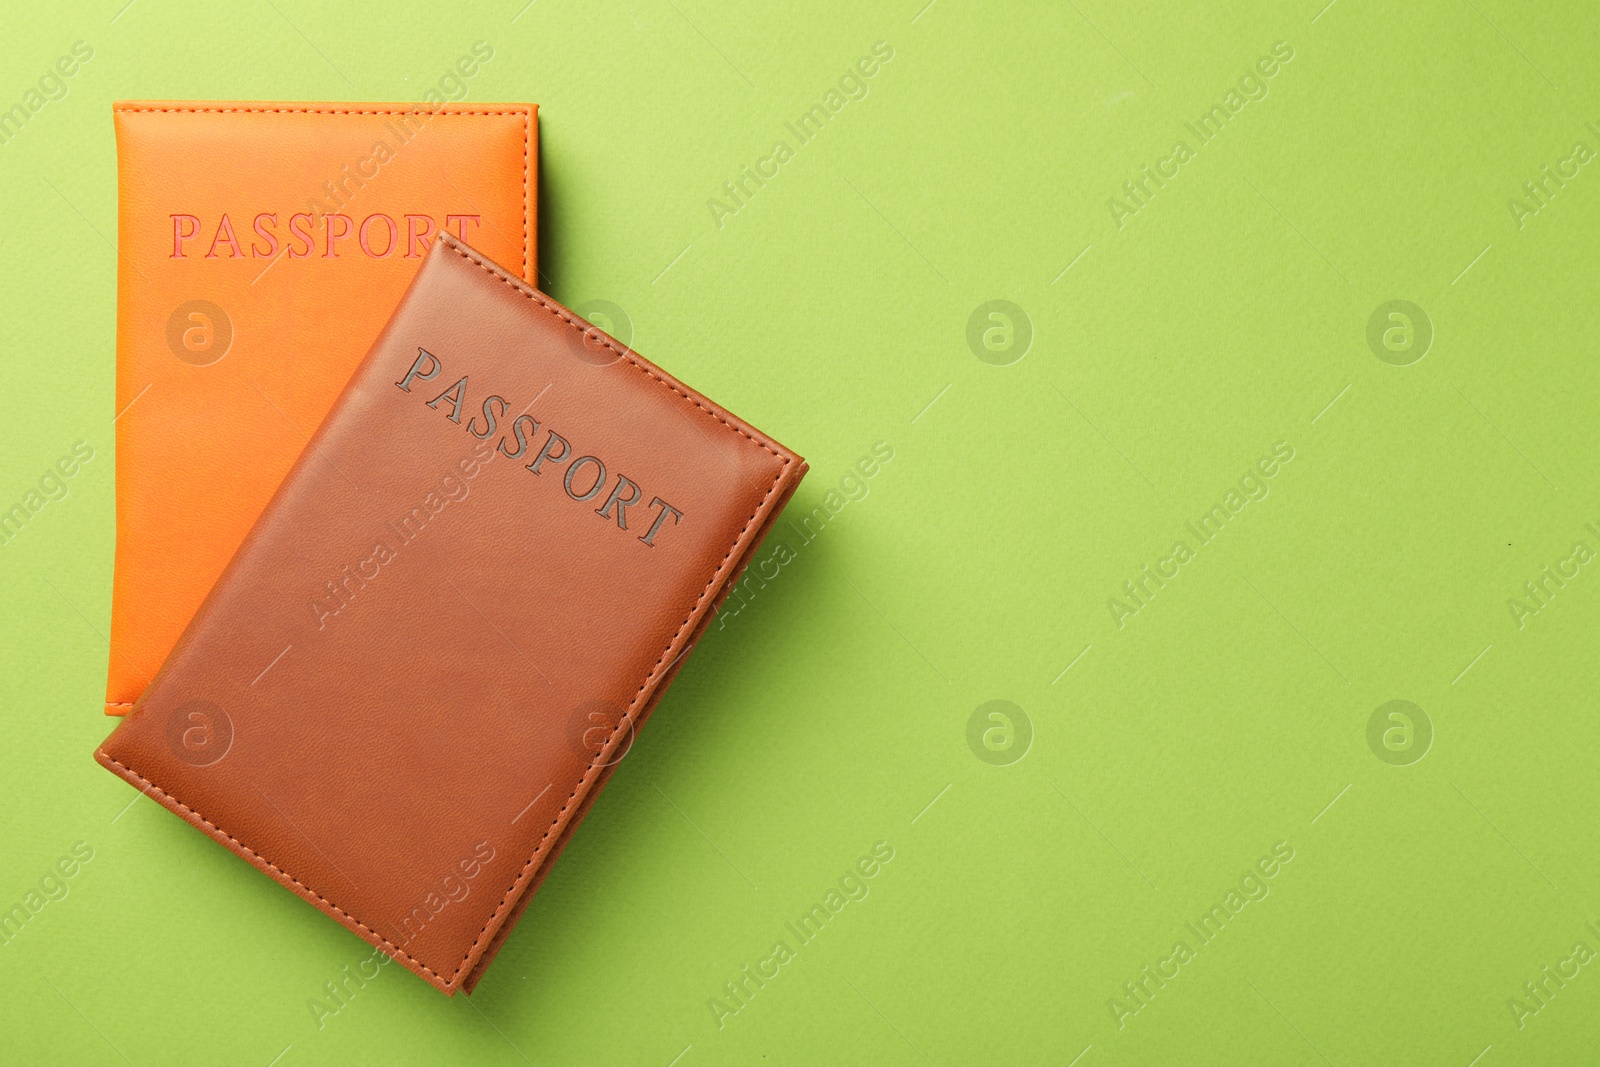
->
[108, 100, 537, 715]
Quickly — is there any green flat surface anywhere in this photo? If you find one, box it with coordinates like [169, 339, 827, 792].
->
[3, 0, 1599, 1063]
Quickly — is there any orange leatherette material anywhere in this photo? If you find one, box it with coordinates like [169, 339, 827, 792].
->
[108, 101, 537, 715]
[96, 235, 807, 995]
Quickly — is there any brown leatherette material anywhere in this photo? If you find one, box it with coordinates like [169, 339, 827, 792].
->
[95, 234, 807, 995]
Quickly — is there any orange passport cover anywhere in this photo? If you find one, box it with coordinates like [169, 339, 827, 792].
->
[107, 101, 537, 715]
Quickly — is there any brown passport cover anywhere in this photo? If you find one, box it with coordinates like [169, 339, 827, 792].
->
[95, 235, 806, 995]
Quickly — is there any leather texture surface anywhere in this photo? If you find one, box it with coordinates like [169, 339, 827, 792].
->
[107, 100, 537, 716]
[96, 234, 807, 995]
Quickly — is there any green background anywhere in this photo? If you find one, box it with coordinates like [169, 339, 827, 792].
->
[3, 0, 1599, 1063]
